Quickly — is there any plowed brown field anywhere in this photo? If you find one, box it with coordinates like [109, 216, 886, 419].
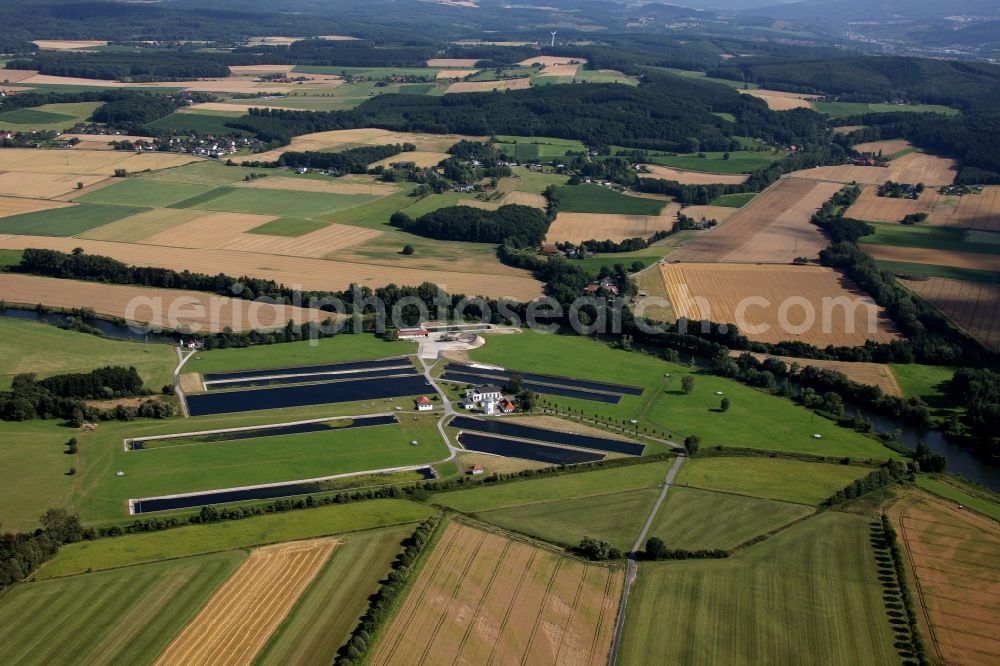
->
[889, 494, 1000, 666]
[658, 262, 900, 345]
[900, 277, 1000, 352]
[0, 235, 544, 300]
[370, 521, 622, 666]
[640, 164, 748, 185]
[671, 178, 841, 263]
[155, 539, 337, 666]
[0, 274, 328, 332]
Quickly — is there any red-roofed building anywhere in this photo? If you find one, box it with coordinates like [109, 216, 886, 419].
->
[415, 396, 434, 411]
[498, 398, 516, 414]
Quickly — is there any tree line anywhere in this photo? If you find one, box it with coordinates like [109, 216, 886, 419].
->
[389, 205, 549, 247]
[5, 50, 230, 81]
[275, 143, 410, 173]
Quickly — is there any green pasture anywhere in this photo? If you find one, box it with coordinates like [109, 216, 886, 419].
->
[37, 499, 435, 578]
[861, 223, 1000, 255]
[916, 476, 1000, 521]
[0, 101, 102, 131]
[647, 150, 781, 174]
[146, 111, 253, 136]
[430, 459, 672, 513]
[0, 203, 147, 236]
[812, 101, 958, 118]
[478, 488, 660, 551]
[75, 179, 214, 208]
[878, 260, 999, 283]
[118, 417, 445, 499]
[650, 486, 813, 550]
[139, 160, 264, 186]
[710, 192, 756, 207]
[494, 135, 586, 161]
[184, 334, 414, 375]
[676, 457, 874, 505]
[619, 512, 901, 665]
[0, 551, 244, 665]
[468, 331, 898, 459]
[555, 184, 666, 215]
[169, 185, 377, 218]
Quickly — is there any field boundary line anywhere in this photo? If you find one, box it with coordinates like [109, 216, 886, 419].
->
[673, 482, 819, 507]
[462, 486, 664, 516]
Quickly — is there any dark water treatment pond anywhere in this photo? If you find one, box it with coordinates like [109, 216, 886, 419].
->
[202, 356, 412, 382]
[458, 432, 605, 465]
[186, 374, 430, 416]
[445, 363, 644, 396]
[450, 416, 645, 456]
[205, 366, 418, 390]
[441, 371, 622, 404]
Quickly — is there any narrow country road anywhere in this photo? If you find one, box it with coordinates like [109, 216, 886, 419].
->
[607, 452, 686, 665]
[172, 346, 196, 418]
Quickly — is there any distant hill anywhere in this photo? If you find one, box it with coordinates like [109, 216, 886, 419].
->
[742, 0, 999, 21]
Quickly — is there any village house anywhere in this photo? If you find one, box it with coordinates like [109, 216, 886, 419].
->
[466, 384, 503, 403]
[469, 463, 484, 475]
[415, 396, 433, 411]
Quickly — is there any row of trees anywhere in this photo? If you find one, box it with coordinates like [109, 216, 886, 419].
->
[389, 205, 549, 247]
[274, 144, 409, 173]
[0, 509, 83, 591]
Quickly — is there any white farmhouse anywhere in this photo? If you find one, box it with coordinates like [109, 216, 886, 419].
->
[465, 384, 503, 403]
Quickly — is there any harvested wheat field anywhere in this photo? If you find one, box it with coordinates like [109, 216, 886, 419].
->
[0, 69, 39, 83]
[228, 64, 295, 75]
[79, 208, 207, 243]
[634, 266, 676, 323]
[428, 58, 480, 67]
[547, 207, 680, 244]
[0, 274, 327, 332]
[677, 205, 738, 224]
[0, 171, 108, 198]
[0, 235, 544, 300]
[435, 69, 480, 79]
[739, 89, 815, 111]
[834, 125, 866, 135]
[519, 56, 587, 66]
[729, 351, 901, 396]
[847, 186, 1000, 231]
[156, 539, 337, 666]
[446, 78, 532, 94]
[252, 128, 481, 163]
[371, 521, 622, 666]
[539, 63, 581, 77]
[672, 178, 842, 263]
[641, 164, 749, 185]
[221, 223, 381, 257]
[900, 277, 1000, 352]
[317, 35, 359, 41]
[0, 149, 199, 175]
[658, 262, 899, 345]
[0, 196, 74, 218]
[369, 151, 450, 168]
[889, 494, 1000, 665]
[501, 191, 548, 208]
[186, 101, 309, 114]
[58, 133, 152, 149]
[234, 176, 398, 196]
[866, 245, 996, 271]
[142, 211, 277, 249]
[10, 74, 128, 88]
[33, 40, 107, 50]
[853, 139, 912, 155]
[796, 152, 958, 187]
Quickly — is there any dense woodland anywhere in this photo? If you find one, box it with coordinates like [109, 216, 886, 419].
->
[275, 144, 409, 172]
[390, 205, 549, 246]
[6, 51, 231, 81]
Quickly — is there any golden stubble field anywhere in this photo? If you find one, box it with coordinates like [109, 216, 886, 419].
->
[865, 245, 996, 271]
[546, 205, 681, 244]
[0, 149, 199, 175]
[889, 494, 1000, 666]
[518, 56, 588, 66]
[251, 128, 483, 163]
[370, 521, 622, 666]
[640, 164, 748, 185]
[671, 177, 842, 263]
[729, 351, 902, 396]
[0, 274, 328, 332]
[899, 277, 1000, 352]
[0, 171, 109, 199]
[846, 185, 1000, 231]
[795, 152, 958, 187]
[445, 79, 532, 94]
[738, 89, 816, 111]
[0, 196, 74, 218]
[0, 235, 544, 300]
[658, 262, 900, 346]
[155, 539, 338, 666]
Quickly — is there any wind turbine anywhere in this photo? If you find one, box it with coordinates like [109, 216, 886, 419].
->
[550, 31, 557, 47]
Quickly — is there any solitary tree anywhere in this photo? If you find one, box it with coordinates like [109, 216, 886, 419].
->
[684, 435, 701, 456]
[681, 375, 695, 394]
[720, 397, 730, 412]
[645, 536, 668, 560]
[401, 244, 415, 255]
